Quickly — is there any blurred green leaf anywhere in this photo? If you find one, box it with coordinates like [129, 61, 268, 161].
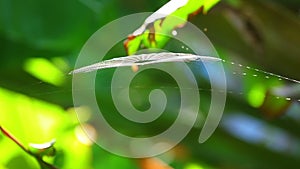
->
[24, 58, 65, 86]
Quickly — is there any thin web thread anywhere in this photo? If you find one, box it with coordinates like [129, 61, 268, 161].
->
[17, 59, 300, 103]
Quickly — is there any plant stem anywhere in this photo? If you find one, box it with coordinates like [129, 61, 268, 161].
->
[0, 126, 28, 152]
[0, 126, 59, 169]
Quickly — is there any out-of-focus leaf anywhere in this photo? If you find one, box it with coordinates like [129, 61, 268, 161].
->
[0, 87, 69, 145]
[5, 154, 38, 169]
[0, 0, 96, 51]
[124, 0, 220, 55]
[24, 58, 65, 86]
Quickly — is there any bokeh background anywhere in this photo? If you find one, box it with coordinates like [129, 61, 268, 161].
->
[0, 0, 300, 169]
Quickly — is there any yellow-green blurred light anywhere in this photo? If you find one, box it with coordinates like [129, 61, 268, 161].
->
[24, 58, 64, 86]
[247, 84, 266, 108]
[184, 163, 204, 169]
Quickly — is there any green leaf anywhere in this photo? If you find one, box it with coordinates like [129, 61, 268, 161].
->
[124, 0, 220, 55]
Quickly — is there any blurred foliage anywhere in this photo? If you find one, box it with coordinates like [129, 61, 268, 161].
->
[1, 0, 300, 169]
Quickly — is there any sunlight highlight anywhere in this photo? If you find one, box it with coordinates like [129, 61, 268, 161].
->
[75, 124, 97, 146]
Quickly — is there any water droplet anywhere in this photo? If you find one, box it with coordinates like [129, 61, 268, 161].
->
[172, 30, 177, 36]
[221, 59, 300, 85]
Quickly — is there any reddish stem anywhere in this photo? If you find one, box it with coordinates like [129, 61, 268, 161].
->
[0, 126, 28, 152]
[0, 126, 58, 169]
